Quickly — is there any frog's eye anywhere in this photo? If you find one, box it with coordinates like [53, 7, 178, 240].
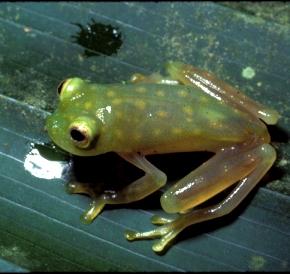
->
[57, 79, 67, 95]
[69, 125, 91, 148]
[69, 118, 99, 149]
[57, 78, 86, 101]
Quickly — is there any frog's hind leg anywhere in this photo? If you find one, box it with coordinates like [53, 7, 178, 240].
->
[125, 143, 276, 252]
[129, 72, 179, 85]
[165, 61, 280, 125]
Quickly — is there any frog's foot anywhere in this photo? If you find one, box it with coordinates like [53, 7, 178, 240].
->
[80, 198, 105, 224]
[150, 215, 175, 225]
[125, 215, 181, 253]
[66, 181, 93, 195]
[66, 181, 105, 224]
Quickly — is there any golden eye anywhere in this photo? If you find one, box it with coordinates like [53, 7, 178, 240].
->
[69, 125, 90, 148]
[69, 117, 100, 150]
[57, 79, 68, 95]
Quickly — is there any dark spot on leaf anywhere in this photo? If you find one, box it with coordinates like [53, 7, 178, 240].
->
[71, 19, 123, 58]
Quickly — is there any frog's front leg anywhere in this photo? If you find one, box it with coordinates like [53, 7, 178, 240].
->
[126, 143, 276, 252]
[68, 153, 167, 224]
[66, 181, 106, 224]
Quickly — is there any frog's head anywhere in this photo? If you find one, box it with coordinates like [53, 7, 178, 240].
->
[46, 78, 102, 156]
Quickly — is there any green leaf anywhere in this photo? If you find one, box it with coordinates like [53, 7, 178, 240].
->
[0, 2, 289, 271]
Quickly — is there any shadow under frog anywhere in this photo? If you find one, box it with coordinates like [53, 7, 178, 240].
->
[70, 149, 277, 254]
[70, 151, 214, 212]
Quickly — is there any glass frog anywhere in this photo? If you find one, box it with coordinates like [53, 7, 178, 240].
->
[46, 61, 279, 253]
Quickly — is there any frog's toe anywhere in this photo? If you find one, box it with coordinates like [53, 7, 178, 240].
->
[65, 181, 78, 194]
[152, 230, 178, 253]
[125, 222, 181, 253]
[80, 199, 105, 224]
[125, 226, 167, 241]
[150, 215, 175, 225]
[130, 73, 146, 83]
[65, 181, 90, 195]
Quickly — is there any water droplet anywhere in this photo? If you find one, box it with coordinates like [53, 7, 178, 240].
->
[71, 19, 123, 58]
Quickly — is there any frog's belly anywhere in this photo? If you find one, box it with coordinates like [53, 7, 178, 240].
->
[139, 134, 243, 155]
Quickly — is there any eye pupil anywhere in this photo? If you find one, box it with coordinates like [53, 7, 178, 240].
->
[57, 80, 67, 95]
[70, 129, 86, 142]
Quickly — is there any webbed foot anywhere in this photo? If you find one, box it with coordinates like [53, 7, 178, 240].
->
[80, 199, 105, 224]
[125, 215, 181, 253]
[66, 181, 105, 224]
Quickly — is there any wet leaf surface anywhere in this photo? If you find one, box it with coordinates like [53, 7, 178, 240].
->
[0, 2, 289, 271]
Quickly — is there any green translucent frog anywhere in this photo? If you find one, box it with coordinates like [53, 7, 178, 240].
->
[46, 62, 279, 253]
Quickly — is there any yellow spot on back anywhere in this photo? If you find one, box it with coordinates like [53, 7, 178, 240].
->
[84, 102, 93, 109]
[112, 98, 123, 105]
[132, 116, 140, 123]
[178, 90, 188, 97]
[115, 129, 123, 139]
[210, 121, 222, 129]
[115, 110, 124, 119]
[172, 128, 182, 135]
[107, 90, 116, 97]
[133, 132, 142, 141]
[183, 106, 193, 115]
[186, 117, 193, 123]
[134, 99, 146, 110]
[136, 87, 147, 94]
[156, 90, 165, 97]
[200, 97, 208, 103]
[156, 110, 168, 118]
[153, 128, 161, 136]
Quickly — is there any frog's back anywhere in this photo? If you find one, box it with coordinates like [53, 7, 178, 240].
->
[92, 83, 268, 154]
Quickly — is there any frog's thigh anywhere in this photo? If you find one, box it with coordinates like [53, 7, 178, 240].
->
[103, 152, 167, 204]
[165, 61, 279, 125]
[171, 143, 276, 227]
[160, 144, 275, 214]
